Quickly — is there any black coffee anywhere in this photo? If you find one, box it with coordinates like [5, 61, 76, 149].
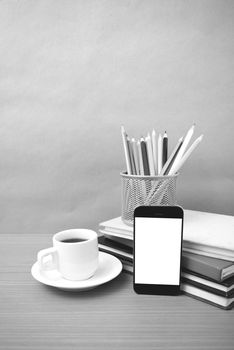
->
[61, 238, 87, 243]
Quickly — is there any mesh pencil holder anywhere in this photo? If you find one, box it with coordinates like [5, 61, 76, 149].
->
[121, 172, 178, 226]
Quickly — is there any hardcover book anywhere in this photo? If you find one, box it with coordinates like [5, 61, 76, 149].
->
[182, 252, 234, 282]
[181, 272, 234, 297]
[180, 283, 234, 310]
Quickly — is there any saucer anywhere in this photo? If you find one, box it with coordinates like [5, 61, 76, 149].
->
[31, 251, 122, 291]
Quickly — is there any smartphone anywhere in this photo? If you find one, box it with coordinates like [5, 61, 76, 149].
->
[134, 206, 184, 295]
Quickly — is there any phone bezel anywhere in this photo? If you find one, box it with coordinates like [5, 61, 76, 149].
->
[133, 206, 184, 295]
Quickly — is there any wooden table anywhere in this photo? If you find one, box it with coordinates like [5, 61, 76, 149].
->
[0, 233, 233, 350]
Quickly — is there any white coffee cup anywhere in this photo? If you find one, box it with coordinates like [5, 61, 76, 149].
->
[37, 229, 99, 281]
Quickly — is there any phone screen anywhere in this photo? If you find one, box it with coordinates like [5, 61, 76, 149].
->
[135, 217, 183, 286]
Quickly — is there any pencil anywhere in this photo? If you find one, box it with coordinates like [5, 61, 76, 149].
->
[132, 138, 140, 175]
[169, 124, 195, 175]
[127, 137, 136, 175]
[162, 131, 168, 167]
[121, 126, 131, 174]
[157, 133, 163, 174]
[140, 137, 150, 175]
[146, 134, 156, 175]
[152, 129, 157, 174]
[168, 135, 203, 175]
[160, 137, 183, 175]
[137, 140, 144, 175]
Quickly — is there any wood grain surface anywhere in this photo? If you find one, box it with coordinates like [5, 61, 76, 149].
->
[0, 234, 233, 350]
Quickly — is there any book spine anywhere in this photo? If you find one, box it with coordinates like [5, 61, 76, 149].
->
[182, 255, 222, 282]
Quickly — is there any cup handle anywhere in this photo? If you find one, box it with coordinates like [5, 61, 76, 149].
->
[37, 247, 58, 271]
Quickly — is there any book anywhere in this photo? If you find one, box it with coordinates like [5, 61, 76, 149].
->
[99, 210, 234, 261]
[181, 272, 234, 297]
[182, 252, 234, 282]
[98, 236, 234, 283]
[104, 234, 133, 248]
[180, 283, 234, 310]
[99, 216, 131, 239]
[98, 236, 133, 262]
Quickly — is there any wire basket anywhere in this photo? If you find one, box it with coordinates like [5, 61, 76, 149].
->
[121, 172, 178, 226]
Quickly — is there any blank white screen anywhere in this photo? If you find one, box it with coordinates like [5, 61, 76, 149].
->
[135, 217, 182, 285]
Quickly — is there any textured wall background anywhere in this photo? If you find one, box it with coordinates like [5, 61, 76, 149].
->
[0, 0, 233, 234]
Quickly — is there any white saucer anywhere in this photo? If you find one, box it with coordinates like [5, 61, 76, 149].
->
[31, 251, 122, 291]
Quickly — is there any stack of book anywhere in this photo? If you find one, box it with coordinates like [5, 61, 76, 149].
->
[98, 210, 234, 310]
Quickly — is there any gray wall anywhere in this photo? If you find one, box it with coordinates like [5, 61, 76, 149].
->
[0, 0, 233, 234]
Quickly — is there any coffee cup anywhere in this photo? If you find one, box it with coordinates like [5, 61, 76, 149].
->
[37, 229, 99, 281]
